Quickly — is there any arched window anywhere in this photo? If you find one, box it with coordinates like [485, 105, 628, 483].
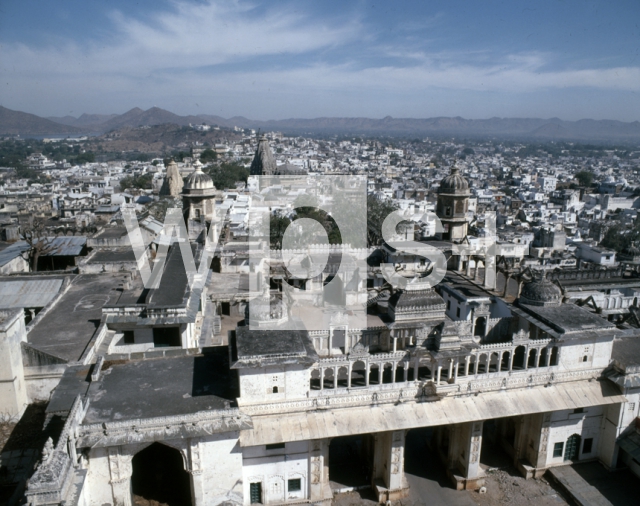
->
[337, 366, 349, 388]
[500, 351, 510, 371]
[528, 348, 538, 368]
[477, 354, 488, 374]
[369, 364, 380, 385]
[351, 361, 366, 387]
[310, 369, 321, 390]
[550, 346, 559, 366]
[513, 346, 526, 370]
[382, 363, 393, 384]
[539, 347, 548, 367]
[489, 352, 500, 372]
[324, 368, 335, 389]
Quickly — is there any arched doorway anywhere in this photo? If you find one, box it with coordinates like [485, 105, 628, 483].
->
[131, 443, 192, 506]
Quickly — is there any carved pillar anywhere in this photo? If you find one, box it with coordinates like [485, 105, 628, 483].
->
[447, 359, 454, 381]
[189, 439, 205, 506]
[320, 367, 324, 390]
[515, 412, 552, 479]
[403, 362, 409, 382]
[485, 255, 496, 290]
[309, 439, 331, 502]
[347, 362, 353, 388]
[464, 356, 470, 377]
[365, 362, 370, 386]
[509, 350, 515, 371]
[372, 430, 408, 501]
[448, 421, 484, 490]
[333, 367, 337, 389]
[108, 447, 133, 506]
[453, 361, 459, 382]
[436, 365, 442, 385]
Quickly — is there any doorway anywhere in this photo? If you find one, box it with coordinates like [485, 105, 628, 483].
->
[131, 443, 192, 506]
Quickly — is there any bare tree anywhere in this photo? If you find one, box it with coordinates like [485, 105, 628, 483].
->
[21, 217, 56, 272]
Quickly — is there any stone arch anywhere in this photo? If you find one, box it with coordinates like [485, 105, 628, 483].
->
[477, 354, 488, 374]
[395, 362, 406, 382]
[337, 366, 349, 388]
[500, 351, 510, 371]
[539, 347, 548, 367]
[324, 368, 335, 389]
[527, 348, 538, 368]
[131, 442, 192, 506]
[310, 369, 321, 390]
[489, 352, 500, 372]
[468, 355, 477, 375]
[382, 363, 394, 384]
[369, 364, 380, 385]
[550, 346, 559, 366]
[351, 361, 366, 387]
[513, 346, 526, 370]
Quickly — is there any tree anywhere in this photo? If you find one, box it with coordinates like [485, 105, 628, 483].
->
[270, 212, 291, 249]
[575, 170, 594, 187]
[119, 173, 153, 190]
[200, 149, 217, 163]
[367, 196, 399, 246]
[22, 217, 55, 272]
[205, 162, 249, 190]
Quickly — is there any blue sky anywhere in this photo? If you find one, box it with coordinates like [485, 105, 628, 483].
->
[1, 0, 639, 121]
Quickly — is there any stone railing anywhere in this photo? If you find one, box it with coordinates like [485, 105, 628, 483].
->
[236, 366, 603, 417]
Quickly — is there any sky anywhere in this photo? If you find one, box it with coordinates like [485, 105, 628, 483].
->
[1, 0, 639, 121]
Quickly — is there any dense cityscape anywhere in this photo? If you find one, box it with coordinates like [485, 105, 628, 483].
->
[0, 119, 640, 506]
[2, 1, 640, 505]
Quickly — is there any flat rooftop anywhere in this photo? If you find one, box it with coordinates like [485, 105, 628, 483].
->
[83, 350, 235, 424]
[28, 273, 129, 362]
[439, 271, 493, 300]
[611, 334, 640, 370]
[88, 249, 137, 263]
[520, 303, 616, 334]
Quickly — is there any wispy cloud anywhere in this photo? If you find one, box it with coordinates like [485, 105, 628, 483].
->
[1, 0, 639, 119]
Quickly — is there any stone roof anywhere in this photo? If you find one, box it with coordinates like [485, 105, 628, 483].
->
[438, 166, 469, 194]
[388, 286, 446, 321]
[183, 160, 215, 192]
[519, 277, 562, 307]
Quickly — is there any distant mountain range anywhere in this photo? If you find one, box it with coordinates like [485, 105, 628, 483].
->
[1, 105, 639, 142]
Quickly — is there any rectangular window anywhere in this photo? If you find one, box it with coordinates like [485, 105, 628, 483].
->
[249, 482, 262, 504]
[583, 438, 593, 454]
[265, 443, 285, 450]
[573, 408, 585, 414]
[447, 301, 451, 310]
[288, 478, 301, 492]
[456, 308, 460, 317]
[123, 330, 135, 344]
[553, 442, 564, 458]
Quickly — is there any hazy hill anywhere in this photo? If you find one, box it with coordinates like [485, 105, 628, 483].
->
[0, 106, 82, 136]
[4, 105, 640, 141]
[47, 113, 118, 127]
[97, 107, 205, 131]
